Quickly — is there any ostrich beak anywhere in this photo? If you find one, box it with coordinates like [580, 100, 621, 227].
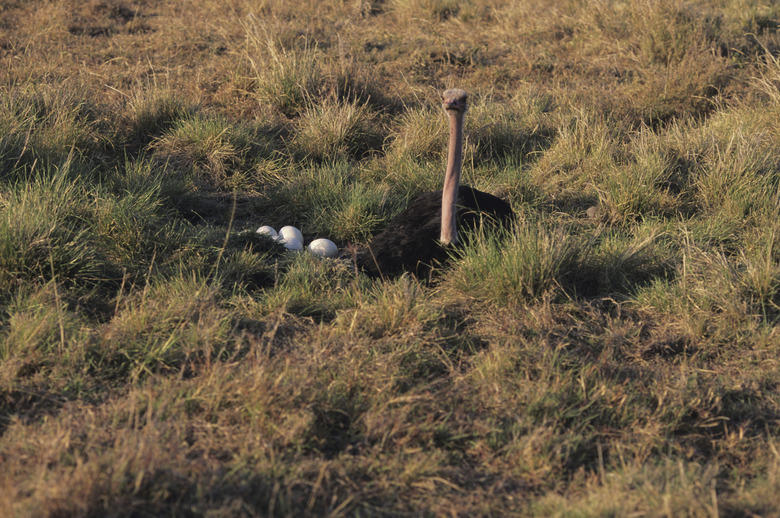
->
[441, 89, 468, 113]
[442, 98, 464, 112]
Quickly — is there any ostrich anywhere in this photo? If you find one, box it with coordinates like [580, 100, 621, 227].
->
[357, 88, 514, 278]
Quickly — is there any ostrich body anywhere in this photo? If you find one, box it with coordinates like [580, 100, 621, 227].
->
[358, 89, 514, 278]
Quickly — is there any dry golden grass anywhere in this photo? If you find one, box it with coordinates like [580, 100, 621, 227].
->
[3, 0, 780, 516]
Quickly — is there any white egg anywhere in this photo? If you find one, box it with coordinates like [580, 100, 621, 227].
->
[308, 238, 338, 258]
[281, 237, 303, 251]
[256, 225, 278, 238]
[279, 226, 304, 244]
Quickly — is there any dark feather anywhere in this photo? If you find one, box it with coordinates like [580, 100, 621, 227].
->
[357, 185, 514, 278]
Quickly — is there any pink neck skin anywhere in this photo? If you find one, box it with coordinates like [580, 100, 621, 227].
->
[440, 110, 464, 245]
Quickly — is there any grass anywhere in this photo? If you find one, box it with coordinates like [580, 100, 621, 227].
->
[2, 0, 780, 515]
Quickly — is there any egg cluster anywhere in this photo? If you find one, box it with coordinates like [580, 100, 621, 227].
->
[256, 225, 339, 258]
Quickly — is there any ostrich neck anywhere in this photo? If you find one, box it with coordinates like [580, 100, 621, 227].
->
[440, 111, 464, 245]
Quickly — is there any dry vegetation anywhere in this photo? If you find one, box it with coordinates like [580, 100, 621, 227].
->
[3, 0, 780, 515]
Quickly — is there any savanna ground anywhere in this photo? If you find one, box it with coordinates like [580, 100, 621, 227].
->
[2, 0, 780, 515]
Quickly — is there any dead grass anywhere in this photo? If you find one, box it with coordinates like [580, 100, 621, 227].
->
[2, 0, 780, 516]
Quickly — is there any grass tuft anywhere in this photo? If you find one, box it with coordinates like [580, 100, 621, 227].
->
[151, 114, 273, 190]
[122, 89, 193, 151]
[0, 164, 108, 294]
[293, 99, 383, 161]
[443, 220, 581, 306]
[0, 84, 110, 173]
[243, 17, 321, 117]
[386, 105, 446, 163]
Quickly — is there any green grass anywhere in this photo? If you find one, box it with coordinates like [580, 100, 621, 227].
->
[2, 0, 780, 515]
[443, 221, 582, 306]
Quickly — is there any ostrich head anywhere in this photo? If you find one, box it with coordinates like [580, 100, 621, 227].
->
[442, 88, 468, 114]
[439, 89, 468, 245]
